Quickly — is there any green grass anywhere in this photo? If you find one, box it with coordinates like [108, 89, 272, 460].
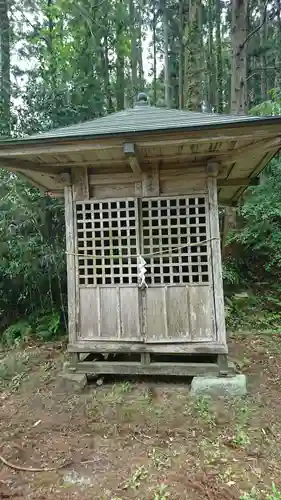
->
[0, 350, 31, 389]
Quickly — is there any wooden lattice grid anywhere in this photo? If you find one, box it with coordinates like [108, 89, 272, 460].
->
[76, 199, 139, 286]
[141, 197, 210, 285]
[76, 196, 210, 287]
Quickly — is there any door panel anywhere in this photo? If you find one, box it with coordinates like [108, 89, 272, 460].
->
[119, 287, 141, 339]
[79, 286, 141, 340]
[79, 287, 99, 339]
[144, 288, 168, 341]
[189, 286, 215, 340]
[76, 199, 141, 341]
[166, 286, 190, 339]
[145, 286, 191, 342]
[76, 196, 216, 343]
[141, 196, 216, 343]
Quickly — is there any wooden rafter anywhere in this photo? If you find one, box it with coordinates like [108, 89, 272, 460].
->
[223, 136, 281, 164]
[0, 158, 57, 173]
[123, 143, 142, 174]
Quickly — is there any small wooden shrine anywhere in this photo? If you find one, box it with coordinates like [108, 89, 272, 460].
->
[1, 93, 281, 377]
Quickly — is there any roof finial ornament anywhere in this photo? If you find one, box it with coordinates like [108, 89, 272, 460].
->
[136, 92, 149, 106]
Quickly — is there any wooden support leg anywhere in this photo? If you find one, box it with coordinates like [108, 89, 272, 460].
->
[69, 353, 79, 372]
[141, 353, 151, 365]
[218, 354, 228, 377]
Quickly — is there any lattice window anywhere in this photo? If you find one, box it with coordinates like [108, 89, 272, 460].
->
[76, 200, 138, 286]
[141, 197, 210, 285]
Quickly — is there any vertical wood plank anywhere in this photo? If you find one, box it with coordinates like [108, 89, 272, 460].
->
[145, 288, 166, 341]
[79, 288, 99, 339]
[134, 181, 142, 197]
[97, 286, 101, 338]
[166, 287, 190, 340]
[72, 167, 89, 201]
[116, 286, 121, 339]
[142, 164, 159, 196]
[64, 186, 76, 344]
[189, 286, 215, 340]
[207, 166, 227, 346]
[163, 287, 168, 338]
[119, 287, 141, 340]
[100, 288, 118, 338]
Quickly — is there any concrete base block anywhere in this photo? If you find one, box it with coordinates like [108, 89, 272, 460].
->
[190, 374, 247, 397]
[58, 371, 88, 391]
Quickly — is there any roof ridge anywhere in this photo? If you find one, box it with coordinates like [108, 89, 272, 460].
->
[28, 106, 227, 139]
[20, 105, 280, 142]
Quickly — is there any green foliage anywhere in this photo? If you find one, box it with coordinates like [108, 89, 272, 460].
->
[35, 312, 62, 341]
[232, 424, 250, 447]
[240, 489, 259, 500]
[228, 158, 281, 278]
[2, 321, 32, 347]
[250, 89, 281, 117]
[240, 483, 281, 500]
[1, 312, 64, 347]
[225, 288, 281, 333]
[222, 259, 242, 286]
[267, 483, 281, 500]
[0, 350, 31, 390]
[224, 91, 281, 330]
[0, 0, 280, 343]
[0, 169, 66, 342]
[153, 484, 170, 500]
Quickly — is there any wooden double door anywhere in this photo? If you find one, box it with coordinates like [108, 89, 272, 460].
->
[76, 195, 216, 344]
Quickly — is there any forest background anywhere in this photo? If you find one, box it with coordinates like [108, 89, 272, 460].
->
[0, 0, 280, 344]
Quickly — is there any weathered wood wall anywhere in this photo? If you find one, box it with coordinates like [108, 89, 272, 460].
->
[65, 163, 226, 353]
[88, 165, 207, 199]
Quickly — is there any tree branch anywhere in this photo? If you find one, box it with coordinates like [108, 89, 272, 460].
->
[240, 0, 269, 49]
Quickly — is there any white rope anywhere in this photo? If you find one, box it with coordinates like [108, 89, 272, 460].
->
[65, 237, 219, 260]
[66, 237, 219, 289]
[137, 255, 148, 289]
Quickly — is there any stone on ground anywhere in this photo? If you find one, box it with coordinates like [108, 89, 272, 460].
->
[190, 374, 247, 397]
[58, 371, 87, 391]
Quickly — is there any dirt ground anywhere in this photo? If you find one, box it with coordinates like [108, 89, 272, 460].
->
[1, 333, 281, 500]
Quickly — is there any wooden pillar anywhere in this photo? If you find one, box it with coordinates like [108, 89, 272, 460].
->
[142, 164, 159, 196]
[65, 167, 90, 348]
[207, 162, 227, 349]
[65, 186, 77, 346]
[72, 167, 89, 201]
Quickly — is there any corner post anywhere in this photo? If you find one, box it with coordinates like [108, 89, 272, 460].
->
[65, 185, 77, 346]
[207, 162, 227, 350]
[70, 167, 90, 348]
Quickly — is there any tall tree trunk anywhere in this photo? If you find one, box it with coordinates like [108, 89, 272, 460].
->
[184, 0, 202, 111]
[47, 0, 56, 91]
[136, 0, 144, 87]
[116, 2, 125, 110]
[259, 0, 267, 99]
[152, 6, 157, 105]
[0, 0, 10, 136]
[179, 0, 184, 109]
[230, 0, 248, 115]
[162, 0, 170, 107]
[215, 0, 223, 112]
[103, 30, 114, 113]
[129, 0, 138, 98]
[275, 0, 281, 89]
[116, 53, 125, 110]
[207, 0, 215, 112]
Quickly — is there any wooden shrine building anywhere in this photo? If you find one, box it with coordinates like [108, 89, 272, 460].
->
[1, 93, 281, 377]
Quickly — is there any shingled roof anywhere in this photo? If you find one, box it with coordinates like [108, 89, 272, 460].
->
[23, 99, 281, 142]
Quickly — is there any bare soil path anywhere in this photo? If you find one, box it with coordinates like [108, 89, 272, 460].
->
[1, 333, 281, 499]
